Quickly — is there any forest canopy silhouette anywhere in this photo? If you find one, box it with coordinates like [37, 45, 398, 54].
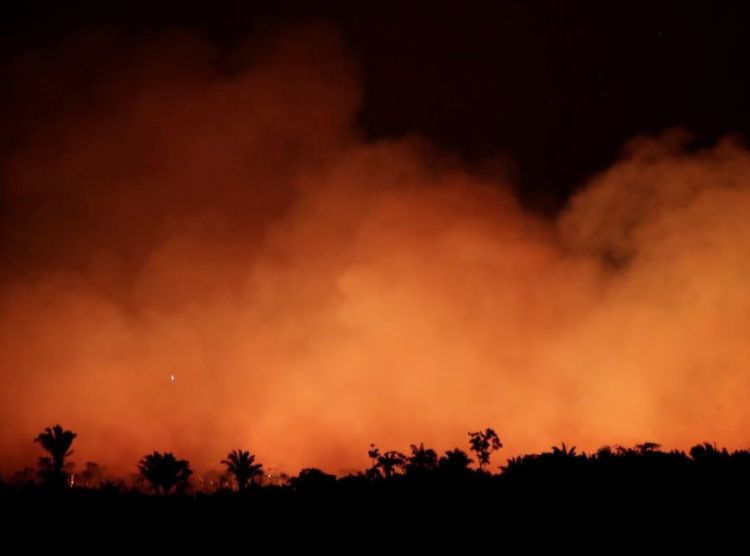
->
[4, 422, 750, 538]
[7, 423, 750, 496]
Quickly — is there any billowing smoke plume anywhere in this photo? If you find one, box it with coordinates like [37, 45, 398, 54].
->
[2, 25, 749, 476]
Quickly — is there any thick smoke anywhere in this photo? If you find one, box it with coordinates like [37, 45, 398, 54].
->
[2, 25, 749, 476]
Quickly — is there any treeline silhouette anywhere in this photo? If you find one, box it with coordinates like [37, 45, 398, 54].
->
[2, 423, 749, 539]
[4, 425, 507, 494]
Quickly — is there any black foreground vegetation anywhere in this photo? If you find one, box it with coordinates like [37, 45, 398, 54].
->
[2, 424, 749, 539]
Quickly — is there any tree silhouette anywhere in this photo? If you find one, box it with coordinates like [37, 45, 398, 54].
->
[368, 444, 381, 468]
[79, 461, 106, 488]
[406, 443, 438, 475]
[468, 428, 502, 471]
[438, 448, 473, 474]
[34, 424, 77, 487]
[690, 442, 729, 463]
[379, 451, 407, 478]
[500, 455, 525, 475]
[10, 467, 36, 487]
[221, 449, 264, 491]
[290, 468, 337, 492]
[551, 442, 577, 458]
[635, 442, 661, 454]
[368, 444, 406, 478]
[138, 452, 192, 495]
[367, 444, 381, 479]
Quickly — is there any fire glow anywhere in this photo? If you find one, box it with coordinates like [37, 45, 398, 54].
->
[2, 25, 750, 476]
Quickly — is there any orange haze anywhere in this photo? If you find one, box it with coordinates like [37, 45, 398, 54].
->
[2, 25, 750, 476]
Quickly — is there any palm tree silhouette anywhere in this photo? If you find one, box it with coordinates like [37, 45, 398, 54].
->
[34, 424, 77, 487]
[551, 442, 577, 458]
[221, 450, 264, 491]
[367, 444, 406, 478]
[138, 452, 192, 495]
[378, 451, 407, 478]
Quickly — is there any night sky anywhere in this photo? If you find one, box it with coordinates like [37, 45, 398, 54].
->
[4, 1, 750, 210]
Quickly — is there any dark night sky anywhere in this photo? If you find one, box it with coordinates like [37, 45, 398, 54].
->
[3, 1, 750, 211]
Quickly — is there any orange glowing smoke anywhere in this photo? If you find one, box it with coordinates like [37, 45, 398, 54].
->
[1, 25, 750, 476]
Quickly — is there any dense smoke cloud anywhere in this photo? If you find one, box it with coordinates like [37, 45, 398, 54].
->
[1, 24, 749, 476]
